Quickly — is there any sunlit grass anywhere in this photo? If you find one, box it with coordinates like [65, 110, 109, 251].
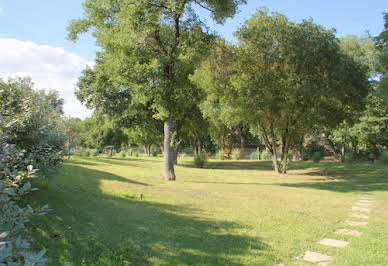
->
[26, 156, 388, 265]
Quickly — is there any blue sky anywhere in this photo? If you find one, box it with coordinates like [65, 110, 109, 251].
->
[0, 0, 387, 118]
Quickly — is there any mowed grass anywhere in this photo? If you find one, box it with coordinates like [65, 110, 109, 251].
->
[25, 156, 388, 265]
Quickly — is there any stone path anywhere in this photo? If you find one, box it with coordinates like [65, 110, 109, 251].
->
[297, 185, 373, 265]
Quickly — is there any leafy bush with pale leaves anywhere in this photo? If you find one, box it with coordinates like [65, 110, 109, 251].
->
[0, 77, 66, 264]
[0, 137, 49, 265]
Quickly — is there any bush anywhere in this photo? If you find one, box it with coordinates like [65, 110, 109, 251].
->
[216, 150, 225, 160]
[133, 151, 140, 157]
[344, 152, 355, 163]
[311, 151, 321, 163]
[231, 149, 241, 160]
[82, 149, 91, 157]
[119, 151, 126, 157]
[180, 152, 187, 159]
[379, 150, 388, 163]
[0, 141, 49, 264]
[261, 149, 271, 160]
[194, 153, 207, 168]
[90, 149, 99, 156]
[250, 151, 259, 160]
[152, 149, 159, 157]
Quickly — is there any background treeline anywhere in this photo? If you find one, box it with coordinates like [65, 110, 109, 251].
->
[67, 11, 388, 172]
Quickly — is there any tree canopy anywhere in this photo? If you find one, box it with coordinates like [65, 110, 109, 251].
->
[69, 0, 246, 180]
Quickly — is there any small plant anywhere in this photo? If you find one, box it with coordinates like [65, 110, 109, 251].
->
[194, 153, 207, 168]
[90, 149, 99, 156]
[152, 149, 158, 157]
[261, 149, 271, 160]
[133, 151, 140, 157]
[344, 152, 355, 163]
[119, 151, 126, 157]
[82, 149, 91, 157]
[216, 150, 225, 160]
[250, 151, 258, 160]
[379, 150, 388, 163]
[231, 149, 241, 160]
[311, 151, 321, 163]
[180, 152, 187, 159]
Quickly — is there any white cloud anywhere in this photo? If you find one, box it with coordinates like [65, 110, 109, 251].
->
[0, 38, 93, 119]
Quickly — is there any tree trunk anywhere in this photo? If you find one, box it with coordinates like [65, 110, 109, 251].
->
[144, 145, 147, 156]
[148, 144, 152, 157]
[270, 124, 281, 174]
[163, 117, 176, 180]
[196, 137, 202, 155]
[341, 143, 346, 163]
[193, 143, 198, 157]
[281, 136, 291, 174]
[240, 134, 245, 160]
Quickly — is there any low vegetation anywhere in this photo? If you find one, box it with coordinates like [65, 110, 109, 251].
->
[26, 156, 388, 265]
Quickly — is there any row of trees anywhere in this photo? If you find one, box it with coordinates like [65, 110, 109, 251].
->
[68, 1, 388, 177]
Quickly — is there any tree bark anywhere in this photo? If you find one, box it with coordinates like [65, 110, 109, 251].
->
[281, 135, 291, 174]
[240, 134, 245, 160]
[163, 117, 176, 180]
[341, 143, 346, 163]
[270, 123, 281, 174]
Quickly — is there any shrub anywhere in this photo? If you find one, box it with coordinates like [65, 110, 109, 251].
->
[311, 151, 321, 163]
[180, 152, 187, 159]
[119, 151, 126, 157]
[216, 150, 225, 160]
[90, 149, 99, 156]
[261, 149, 271, 160]
[194, 153, 207, 168]
[344, 152, 355, 163]
[133, 151, 140, 157]
[231, 149, 241, 160]
[379, 150, 388, 163]
[250, 151, 259, 160]
[0, 137, 48, 264]
[82, 149, 91, 157]
[152, 149, 159, 157]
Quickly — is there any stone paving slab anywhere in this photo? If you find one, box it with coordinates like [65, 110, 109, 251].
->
[302, 251, 333, 263]
[352, 206, 371, 213]
[345, 220, 368, 226]
[318, 238, 349, 248]
[349, 213, 369, 219]
[335, 228, 362, 236]
[355, 202, 371, 206]
[359, 199, 372, 203]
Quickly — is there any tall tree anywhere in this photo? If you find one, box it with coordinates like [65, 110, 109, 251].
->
[68, 0, 246, 180]
[194, 9, 369, 174]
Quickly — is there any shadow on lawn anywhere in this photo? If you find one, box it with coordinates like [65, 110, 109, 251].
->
[28, 163, 274, 265]
[278, 162, 388, 193]
[182, 160, 275, 171]
[184, 159, 388, 193]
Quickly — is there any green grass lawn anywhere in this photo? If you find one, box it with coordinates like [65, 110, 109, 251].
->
[25, 156, 388, 265]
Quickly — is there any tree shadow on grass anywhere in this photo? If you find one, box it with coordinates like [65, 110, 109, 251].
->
[182, 160, 275, 171]
[60, 162, 150, 186]
[277, 162, 388, 193]
[26, 164, 274, 265]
